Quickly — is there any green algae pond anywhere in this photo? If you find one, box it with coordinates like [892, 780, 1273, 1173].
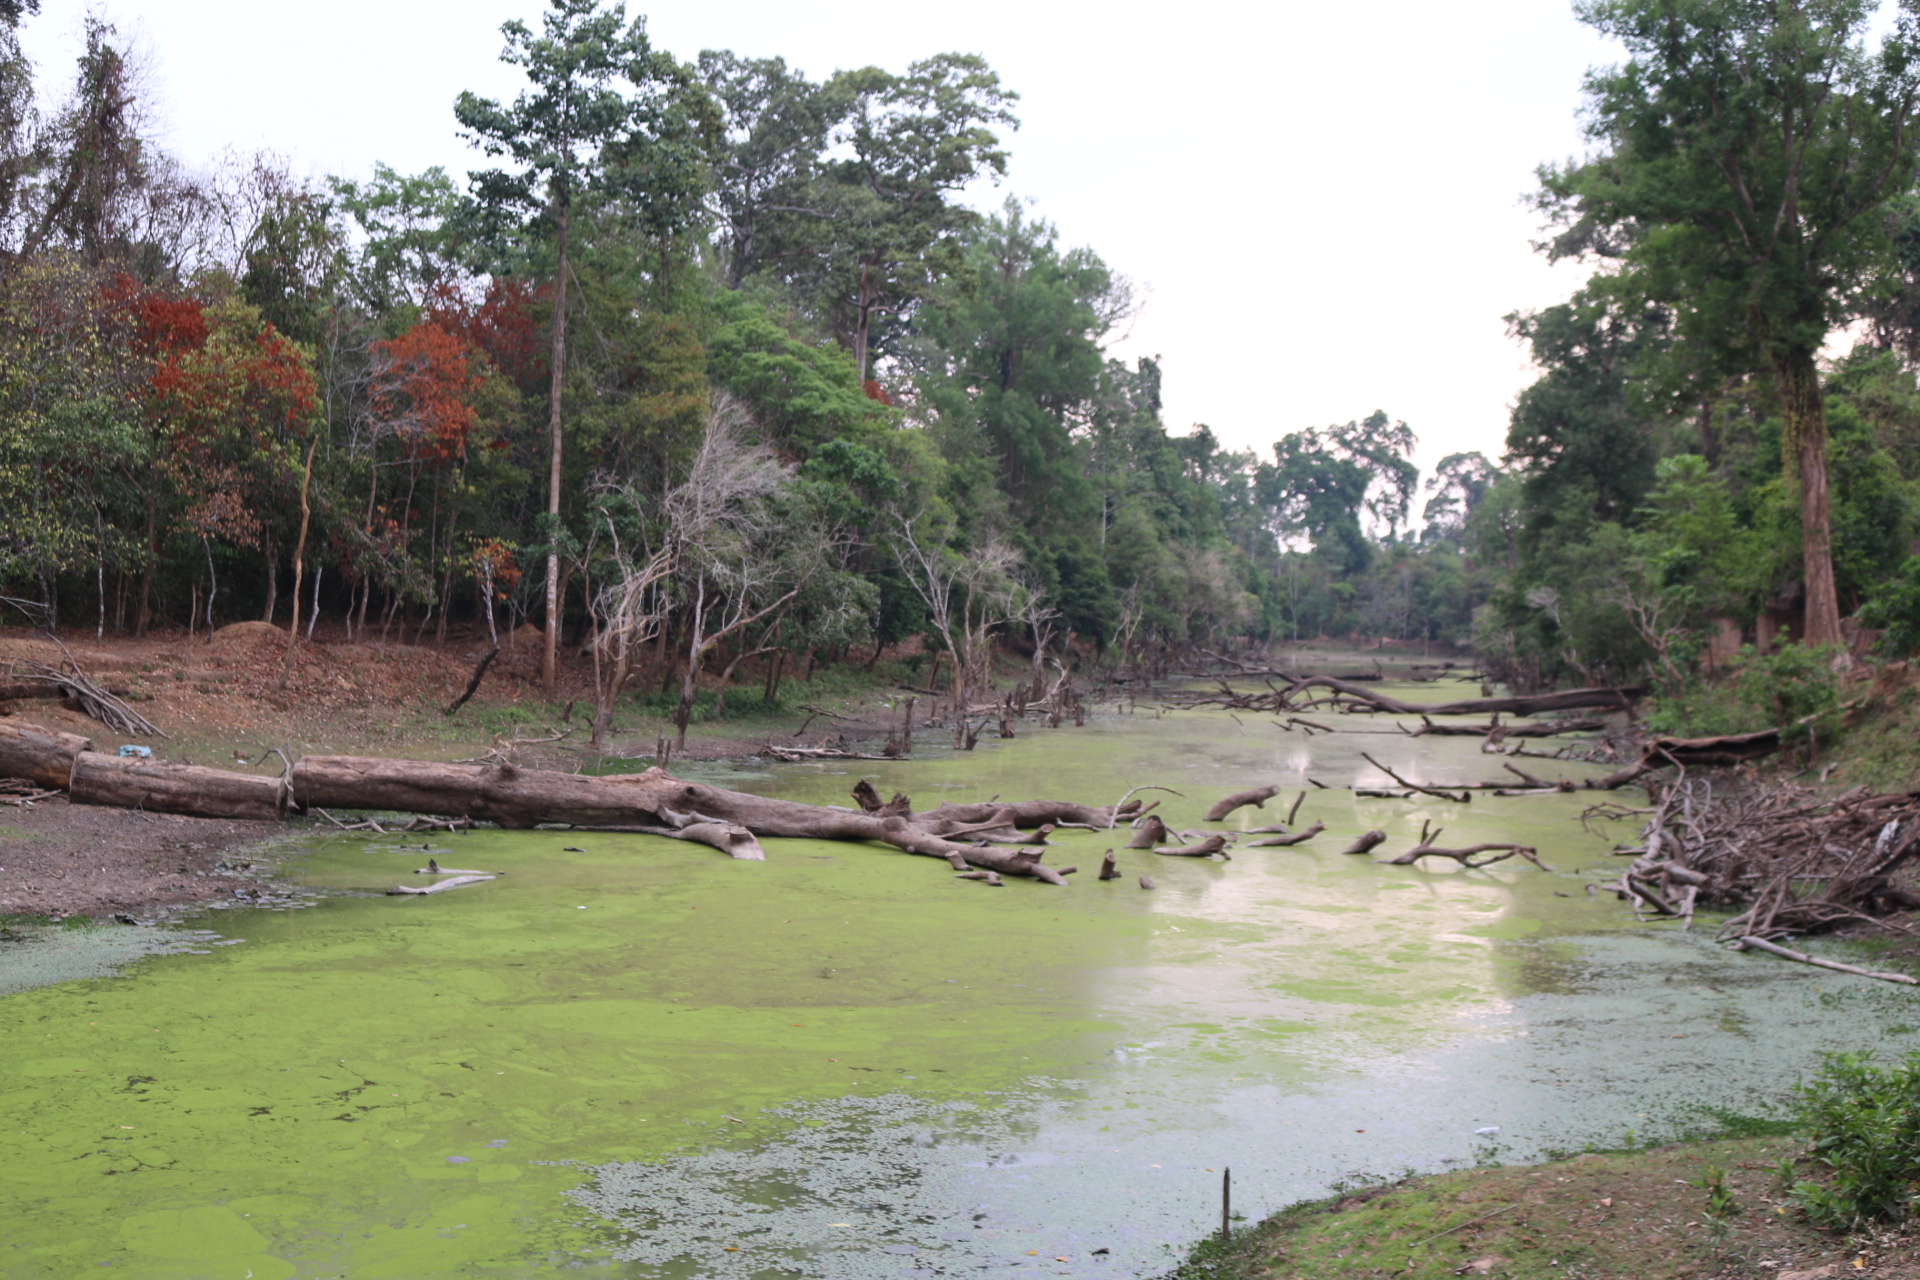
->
[5, 687, 1917, 1278]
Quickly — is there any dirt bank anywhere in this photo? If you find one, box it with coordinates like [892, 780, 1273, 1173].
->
[1170, 1137, 1920, 1280]
[0, 797, 282, 920]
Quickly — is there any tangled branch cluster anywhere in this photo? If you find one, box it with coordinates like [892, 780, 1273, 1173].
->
[1593, 778, 1920, 941]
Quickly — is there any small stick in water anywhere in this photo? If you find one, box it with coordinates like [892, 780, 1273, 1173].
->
[1286, 790, 1306, 826]
[1098, 850, 1119, 880]
[1139, 876, 1156, 890]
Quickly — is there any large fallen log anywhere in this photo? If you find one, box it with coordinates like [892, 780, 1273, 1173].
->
[0, 721, 91, 790]
[0, 723, 1141, 886]
[1287, 677, 1640, 718]
[72, 751, 287, 821]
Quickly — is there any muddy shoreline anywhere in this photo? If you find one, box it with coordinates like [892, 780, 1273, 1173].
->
[0, 796, 285, 920]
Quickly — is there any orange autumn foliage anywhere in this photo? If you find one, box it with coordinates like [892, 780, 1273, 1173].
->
[369, 322, 482, 463]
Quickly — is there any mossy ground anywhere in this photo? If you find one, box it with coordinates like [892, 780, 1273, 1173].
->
[1164, 1137, 1920, 1279]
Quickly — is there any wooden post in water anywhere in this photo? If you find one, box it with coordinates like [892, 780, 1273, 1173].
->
[1221, 1166, 1231, 1241]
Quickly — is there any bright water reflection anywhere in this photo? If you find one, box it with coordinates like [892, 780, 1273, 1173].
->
[2, 687, 1915, 1278]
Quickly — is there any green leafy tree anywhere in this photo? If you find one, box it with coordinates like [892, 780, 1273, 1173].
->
[1541, 0, 1920, 647]
[809, 54, 1019, 382]
[697, 51, 844, 287]
[455, 0, 692, 694]
[1259, 411, 1417, 576]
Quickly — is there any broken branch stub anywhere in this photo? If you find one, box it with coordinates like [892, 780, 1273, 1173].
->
[1246, 821, 1325, 847]
[1203, 784, 1280, 822]
[1155, 834, 1230, 859]
[1339, 830, 1388, 856]
[1128, 815, 1171, 849]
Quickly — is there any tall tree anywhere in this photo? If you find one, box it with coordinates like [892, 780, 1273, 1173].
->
[814, 54, 1018, 383]
[1259, 412, 1418, 576]
[455, 0, 669, 695]
[697, 51, 841, 287]
[1542, 0, 1920, 647]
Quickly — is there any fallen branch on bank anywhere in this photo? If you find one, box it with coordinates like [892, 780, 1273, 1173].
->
[4, 659, 162, 737]
[762, 740, 894, 762]
[0, 719, 1142, 889]
[1734, 935, 1918, 985]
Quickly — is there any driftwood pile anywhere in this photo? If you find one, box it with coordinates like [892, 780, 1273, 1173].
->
[1590, 777, 1920, 943]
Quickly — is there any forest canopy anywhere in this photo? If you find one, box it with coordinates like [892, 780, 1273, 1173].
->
[7, 0, 1920, 737]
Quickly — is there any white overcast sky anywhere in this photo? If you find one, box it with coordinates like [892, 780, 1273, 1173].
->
[19, 0, 1628, 477]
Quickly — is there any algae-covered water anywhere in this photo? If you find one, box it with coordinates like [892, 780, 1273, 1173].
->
[5, 689, 1917, 1278]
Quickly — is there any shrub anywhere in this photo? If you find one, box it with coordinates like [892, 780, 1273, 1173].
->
[1790, 1051, 1920, 1229]
[1645, 642, 1842, 738]
[1859, 555, 1920, 659]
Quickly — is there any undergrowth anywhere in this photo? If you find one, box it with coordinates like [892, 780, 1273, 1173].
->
[1645, 642, 1842, 738]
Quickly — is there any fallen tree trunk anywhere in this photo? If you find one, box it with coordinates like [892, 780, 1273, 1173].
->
[1410, 717, 1604, 738]
[1735, 935, 1918, 985]
[0, 721, 91, 790]
[72, 751, 287, 821]
[1286, 677, 1639, 718]
[1642, 728, 1782, 767]
[0, 723, 1141, 886]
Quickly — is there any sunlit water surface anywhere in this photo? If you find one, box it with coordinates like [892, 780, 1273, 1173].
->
[4, 684, 1916, 1278]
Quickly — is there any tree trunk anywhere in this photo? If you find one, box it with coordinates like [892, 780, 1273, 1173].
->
[853, 262, 873, 385]
[135, 458, 157, 637]
[72, 752, 286, 821]
[0, 721, 92, 789]
[262, 537, 278, 624]
[543, 200, 571, 698]
[1777, 346, 1843, 649]
[279, 437, 318, 690]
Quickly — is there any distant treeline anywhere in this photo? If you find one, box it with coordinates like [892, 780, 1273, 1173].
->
[9, 0, 1920, 731]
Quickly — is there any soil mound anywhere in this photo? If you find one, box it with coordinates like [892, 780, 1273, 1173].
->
[209, 621, 285, 646]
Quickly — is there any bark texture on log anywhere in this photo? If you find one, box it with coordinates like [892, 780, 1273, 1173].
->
[0, 721, 92, 790]
[72, 751, 287, 821]
[291, 756, 651, 829]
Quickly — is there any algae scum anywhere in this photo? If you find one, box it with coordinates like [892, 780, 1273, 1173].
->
[4, 689, 1916, 1278]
